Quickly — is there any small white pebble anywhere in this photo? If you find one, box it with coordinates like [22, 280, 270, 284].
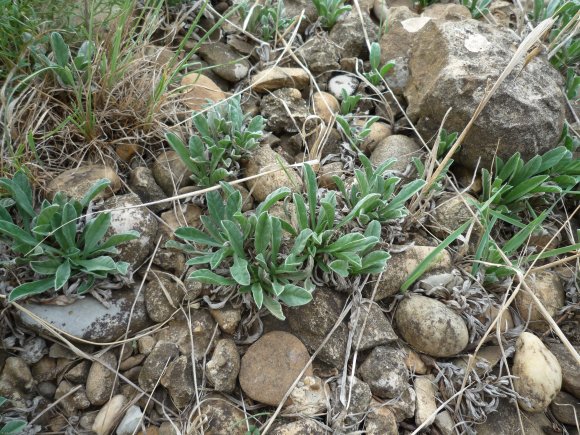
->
[328, 75, 359, 99]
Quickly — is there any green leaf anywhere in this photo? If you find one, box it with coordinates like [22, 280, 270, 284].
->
[402, 219, 472, 292]
[50, 32, 70, 67]
[293, 193, 308, 231]
[0, 396, 7, 407]
[256, 187, 291, 214]
[83, 213, 111, 253]
[329, 259, 350, 277]
[79, 179, 110, 208]
[74, 256, 117, 272]
[251, 283, 264, 309]
[222, 220, 245, 257]
[230, 256, 251, 286]
[166, 132, 198, 174]
[31, 258, 61, 275]
[91, 231, 139, 253]
[9, 278, 54, 302]
[0, 220, 38, 247]
[502, 175, 549, 204]
[278, 285, 313, 306]
[0, 420, 28, 434]
[175, 226, 222, 247]
[54, 260, 71, 290]
[262, 294, 285, 320]
[254, 212, 272, 253]
[358, 250, 390, 274]
[189, 269, 236, 286]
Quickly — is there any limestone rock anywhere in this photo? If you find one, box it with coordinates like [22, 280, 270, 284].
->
[243, 145, 303, 202]
[206, 339, 240, 393]
[405, 19, 565, 169]
[86, 351, 118, 406]
[312, 91, 339, 125]
[46, 165, 121, 201]
[476, 398, 553, 435]
[93, 395, 127, 435]
[370, 135, 422, 173]
[285, 288, 348, 369]
[513, 332, 562, 412]
[138, 341, 179, 392]
[516, 272, 565, 332]
[196, 396, 248, 435]
[328, 75, 359, 99]
[365, 402, 398, 434]
[298, 35, 341, 74]
[129, 167, 169, 214]
[210, 305, 242, 335]
[286, 375, 329, 415]
[160, 356, 196, 409]
[360, 121, 392, 154]
[395, 295, 469, 357]
[366, 246, 452, 300]
[260, 88, 310, 134]
[251, 67, 310, 92]
[155, 310, 218, 359]
[116, 405, 143, 435]
[197, 42, 250, 83]
[429, 192, 479, 239]
[550, 391, 579, 426]
[144, 273, 185, 323]
[359, 345, 409, 399]
[414, 375, 437, 427]
[54, 380, 91, 415]
[151, 150, 193, 196]
[271, 419, 329, 434]
[422, 3, 471, 20]
[548, 343, 580, 398]
[329, 11, 378, 59]
[20, 287, 151, 342]
[181, 73, 226, 111]
[239, 331, 312, 406]
[103, 193, 158, 267]
[352, 302, 397, 351]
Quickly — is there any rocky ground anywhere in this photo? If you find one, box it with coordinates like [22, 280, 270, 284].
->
[0, 0, 579, 434]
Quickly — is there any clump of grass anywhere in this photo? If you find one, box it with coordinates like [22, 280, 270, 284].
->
[238, 0, 294, 42]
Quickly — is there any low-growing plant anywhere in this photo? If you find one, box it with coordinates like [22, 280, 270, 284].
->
[0, 397, 26, 435]
[166, 96, 264, 189]
[238, 0, 294, 41]
[0, 172, 139, 302]
[363, 42, 395, 87]
[565, 67, 580, 100]
[461, 0, 491, 18]
[32, 32, 95, 88]
[169, 165, 391, 318]
[311, 0, 351, 29]
[532, 0, 579, 69]
[480, 146, 580, 212]
[340, 90, 361, 115]
[336, 115, 379, 151]
[334, 154, 426, 224]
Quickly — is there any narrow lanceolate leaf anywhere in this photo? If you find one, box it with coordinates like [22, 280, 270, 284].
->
[189, 269, 236, 286]
[0, 220, 38, 247]
[79, 179, 110, 208]
[83, 213, 111, 253]
[166, 132, 198, 173]
[0, 420, 28, 434]
[50, 32, 70, 67]
[175, 226, 222, 247]
[74, 256, 116, 272]
[254, 212, 271, 253]
[278, 285, 313, 306]
[401, 220, 471, 292]
[60, 203, 78, 250]
[251, 283, 264, 309]
[256, 187, 291, 214]
[502, 175, 549, 204]
[221, 220, 245, 257]
[54, 260, 71, 290]
[90, 231, 139, 254]
[9, 278, 55, 302]
[262, 294, 285, 320]
[304, 164, 318, 228]
[230, 256, 251, 286]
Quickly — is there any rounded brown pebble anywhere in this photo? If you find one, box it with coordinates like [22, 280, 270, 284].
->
[239, 331, 312, 406]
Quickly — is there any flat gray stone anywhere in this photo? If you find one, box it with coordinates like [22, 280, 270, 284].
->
[19, 287, 151, 343]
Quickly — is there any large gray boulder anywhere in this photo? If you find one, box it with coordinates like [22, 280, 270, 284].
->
[405, 19, 565, 169]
